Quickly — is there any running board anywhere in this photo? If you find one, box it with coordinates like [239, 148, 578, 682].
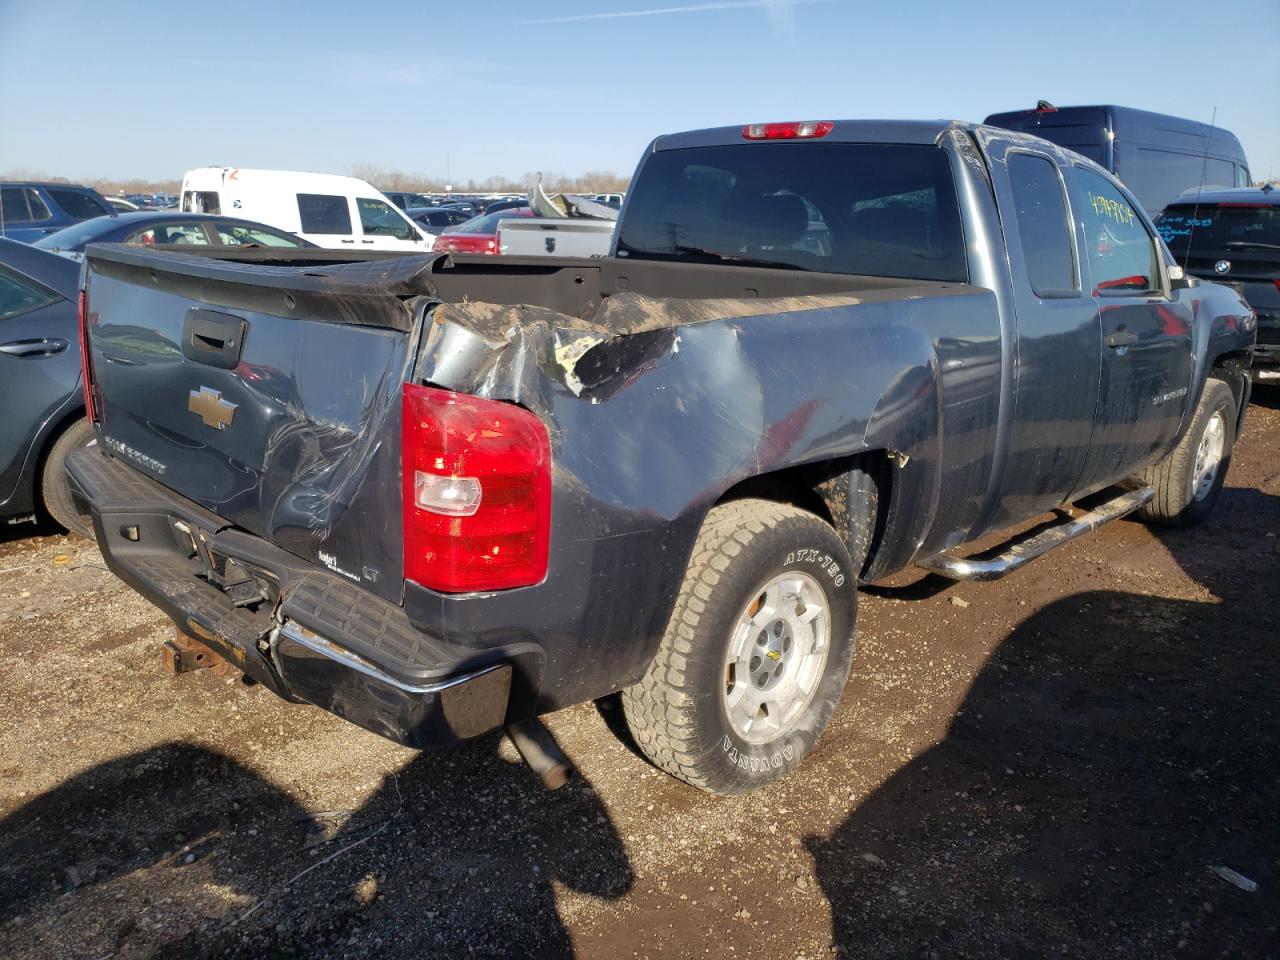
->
[918, 486, 1156, 582]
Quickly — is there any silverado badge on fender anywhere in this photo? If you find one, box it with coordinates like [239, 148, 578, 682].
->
[188, 386, 237, 430]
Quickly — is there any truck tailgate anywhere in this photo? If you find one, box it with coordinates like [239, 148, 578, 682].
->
[83, 246, 429, 603]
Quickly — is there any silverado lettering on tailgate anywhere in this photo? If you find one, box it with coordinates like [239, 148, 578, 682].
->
[103, 436, 168, 476]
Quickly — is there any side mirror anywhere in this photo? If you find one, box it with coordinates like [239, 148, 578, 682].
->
[1168, 264, 1194, 291]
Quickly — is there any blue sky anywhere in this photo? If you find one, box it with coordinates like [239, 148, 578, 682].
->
[2, 0, 1277, 183]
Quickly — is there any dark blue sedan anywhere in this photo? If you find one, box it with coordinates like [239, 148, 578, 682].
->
[0, 238, 93, 537]
[34, 211, 312, 258]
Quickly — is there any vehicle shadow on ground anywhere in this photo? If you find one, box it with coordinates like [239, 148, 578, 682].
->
[0, 735, 633, 959]
[808, 488, 1280, 957]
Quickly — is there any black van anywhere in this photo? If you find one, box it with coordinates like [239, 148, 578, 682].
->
[984, 102, 1252, 215]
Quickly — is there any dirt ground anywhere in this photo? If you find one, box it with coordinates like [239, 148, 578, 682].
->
[1, 390, 1277, 960]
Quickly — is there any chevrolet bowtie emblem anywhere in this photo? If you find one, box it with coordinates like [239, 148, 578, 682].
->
[766, 650, 782, 661]
[188, 386, 237, 430]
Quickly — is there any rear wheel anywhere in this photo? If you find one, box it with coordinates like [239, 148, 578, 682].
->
[1137, 378, 1236, 527]
[40, 418, 96, 540]
[622, 498, 858, 795]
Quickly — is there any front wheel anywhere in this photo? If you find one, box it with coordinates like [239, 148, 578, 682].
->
[622, 499, 858, 795]
[1137, 378, 1236, 527]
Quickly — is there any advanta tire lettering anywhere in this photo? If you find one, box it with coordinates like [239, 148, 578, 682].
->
[622, 498, 858, 796]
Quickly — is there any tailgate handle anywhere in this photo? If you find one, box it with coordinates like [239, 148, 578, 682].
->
[182, 309, 247, 370]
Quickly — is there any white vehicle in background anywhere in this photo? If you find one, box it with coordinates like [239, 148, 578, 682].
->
[179, 168, 434, 250]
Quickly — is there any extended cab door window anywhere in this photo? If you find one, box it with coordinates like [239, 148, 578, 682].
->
[975, 138, 1101, 527]
[1006, 153, 1078, 296]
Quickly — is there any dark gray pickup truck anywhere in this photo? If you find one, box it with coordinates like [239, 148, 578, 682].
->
[69, 120, 1256, 795]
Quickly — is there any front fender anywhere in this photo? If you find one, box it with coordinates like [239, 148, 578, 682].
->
[1177, 278, 1256, 443]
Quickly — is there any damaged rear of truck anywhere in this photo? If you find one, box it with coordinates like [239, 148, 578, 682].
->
[69, 120, 1253, 795]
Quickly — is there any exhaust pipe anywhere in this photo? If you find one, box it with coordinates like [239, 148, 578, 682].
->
[506, 718, 574, 790]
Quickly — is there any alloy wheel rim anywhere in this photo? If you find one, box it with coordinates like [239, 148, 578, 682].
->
[723, 572, 830, 745]
[1191, 412, 1225, 502]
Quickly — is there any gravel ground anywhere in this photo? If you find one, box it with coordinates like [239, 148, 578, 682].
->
[1, 389, 1277, 960]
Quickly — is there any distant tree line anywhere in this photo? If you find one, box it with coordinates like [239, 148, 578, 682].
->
[0, 166, 632, 196]
[344, 163, 631, 195]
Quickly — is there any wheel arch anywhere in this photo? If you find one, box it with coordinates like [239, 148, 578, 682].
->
[712, 450, 897, 583]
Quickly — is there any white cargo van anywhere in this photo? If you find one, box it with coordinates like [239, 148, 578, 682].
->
[179, 168, 434, 250]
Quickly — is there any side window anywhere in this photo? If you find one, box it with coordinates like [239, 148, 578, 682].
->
[357, 198, 415, 240]
[0, 265, 59, 321]
[26, 189, 53, 222]
[47, 188, 109, 219]
[297, 194, 352, 234]
[184, 190, 221, 214]
[1076, 168, 1160, 295]
[213, 224, 301, 247]
[1237, 166, 1252, 188]
[1203, 158, 1235, 189]
[1007, 153, 1077, 296]
[166, 224, 212, 245]
[0, 187, 31, 221]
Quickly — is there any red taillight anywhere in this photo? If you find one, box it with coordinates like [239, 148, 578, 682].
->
[433, 234, 500, 255]
[77, 290, 100, 423]
[742, 121, 833, 141]
[1274, 280, 1280, 292]
[401, 383, 551, 593]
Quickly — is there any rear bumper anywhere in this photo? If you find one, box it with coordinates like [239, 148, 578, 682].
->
[1253, 317, 1279, 379]
[66, 446, 536, 748]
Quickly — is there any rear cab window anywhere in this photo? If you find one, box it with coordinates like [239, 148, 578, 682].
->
[297, 194, 352, 234]
[615, 142, 967, 281]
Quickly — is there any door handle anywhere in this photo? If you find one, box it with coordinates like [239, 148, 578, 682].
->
[1106, 327, 1139, 349]
[340, 238, 355, 244]
[360, 239, 375, 244]
[0, 337, 70, 358]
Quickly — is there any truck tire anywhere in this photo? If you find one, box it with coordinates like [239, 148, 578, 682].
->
[40, 418, 96, 540]
[1137, 378, 1236, 527]
[623, 498, 858, 795]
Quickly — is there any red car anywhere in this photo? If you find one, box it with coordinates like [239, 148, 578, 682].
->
[432, 208, 536, 255]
